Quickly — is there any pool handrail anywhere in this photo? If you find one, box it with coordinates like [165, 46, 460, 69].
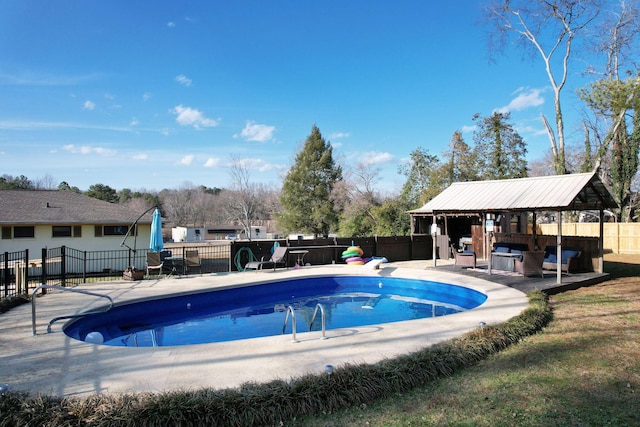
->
[31, 284, 114, 336]
[282, 305, 298, 342]
[309, 303, 327, 339]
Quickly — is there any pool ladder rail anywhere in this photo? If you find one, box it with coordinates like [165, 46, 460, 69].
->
[31, 284, 114, 336]
[282, 303, 327, 342]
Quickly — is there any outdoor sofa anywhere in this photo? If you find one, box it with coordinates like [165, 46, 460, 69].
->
[542, 246, 582, 273]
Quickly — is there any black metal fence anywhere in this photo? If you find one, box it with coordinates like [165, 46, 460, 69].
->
[0, 235, 435, 302]
[0, 243, 233, 300]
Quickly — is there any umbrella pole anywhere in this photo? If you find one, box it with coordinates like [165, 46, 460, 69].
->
[121, 205, 158, 269]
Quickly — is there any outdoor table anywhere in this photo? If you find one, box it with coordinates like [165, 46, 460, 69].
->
[286, 245, 350, 264]
[165, 256, 185, 275]
[490, 252, 522, 272]
[289, 250, 309, 266]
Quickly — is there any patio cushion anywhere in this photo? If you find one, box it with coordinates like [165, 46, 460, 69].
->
[495, 246, 510, 253]
[561, 249, 580, 264]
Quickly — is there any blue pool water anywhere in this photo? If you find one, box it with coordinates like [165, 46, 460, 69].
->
[64, 276, 487, 347]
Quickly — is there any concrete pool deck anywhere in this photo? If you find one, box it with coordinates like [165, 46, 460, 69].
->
[0, 263, 530, 397]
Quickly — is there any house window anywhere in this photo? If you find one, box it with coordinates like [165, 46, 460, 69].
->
[73, 225, 82, 237]
[1, 227, 10, 239]
[52, 226, 72, 238]
[13, 226, 35, 238]
[103, 225, 129, 236]
[94, 225, 103, 237]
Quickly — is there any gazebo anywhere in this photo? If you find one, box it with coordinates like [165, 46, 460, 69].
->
[408, 172, 618, 284]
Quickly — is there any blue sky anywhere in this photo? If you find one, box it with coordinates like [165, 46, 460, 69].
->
[0, 1, 595, 193]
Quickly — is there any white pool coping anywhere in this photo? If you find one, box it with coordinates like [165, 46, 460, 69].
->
[0, 263, 528, 397]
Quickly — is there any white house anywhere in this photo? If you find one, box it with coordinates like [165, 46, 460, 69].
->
[0, 190, 153, 256]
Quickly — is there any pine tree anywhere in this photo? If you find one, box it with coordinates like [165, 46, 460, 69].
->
[472, 112, 528, 180]
[278, 125, 343, 237]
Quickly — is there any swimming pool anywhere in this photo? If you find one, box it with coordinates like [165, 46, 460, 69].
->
[64, 275, 487, 347]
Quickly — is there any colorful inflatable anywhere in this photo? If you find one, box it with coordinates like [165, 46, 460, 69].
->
[341, 246, 363, 259]
[342, 246, 365, 265]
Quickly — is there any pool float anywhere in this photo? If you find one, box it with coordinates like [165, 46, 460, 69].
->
[341, 246, 364, 259]
[345, 256, 365, 265]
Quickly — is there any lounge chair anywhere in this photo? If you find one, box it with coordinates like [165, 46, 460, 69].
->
[185, 250, 202, 275]
[245, 246, 288, 271]
[146, 252, 164, 276]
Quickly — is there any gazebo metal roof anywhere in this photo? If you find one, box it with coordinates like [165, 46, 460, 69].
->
[409, 172, 618, 215]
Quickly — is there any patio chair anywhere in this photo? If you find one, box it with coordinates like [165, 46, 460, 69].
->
[514, 251, 545, 278]
[146, 252, 164, 276]
[185, 250, 202, 275]
[451, 244, 476, 269]
[245, 246, 288, 271]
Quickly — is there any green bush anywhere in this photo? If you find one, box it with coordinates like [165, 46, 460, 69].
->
[0, 292, 551, 427]
[0, 294, 30, 314]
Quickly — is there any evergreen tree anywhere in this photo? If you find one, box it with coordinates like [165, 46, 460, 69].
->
[439, 130, 478, 185]
[580, 77, 640, 221]
[371, 198, 411, 236]
[0, 174, 34, 189]
[279, 125, 343, 237]
[397, 147, 440, 207]
[472, 112, 528, 180]
[57, 181, 81, 193]
[85, 183, 118, 203]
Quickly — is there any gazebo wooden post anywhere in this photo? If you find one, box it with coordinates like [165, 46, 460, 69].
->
[598, 209, 605, 273]
[431, 215, 437, 267]
[532, 211, 538, 250]
[556, 210, 563, 285]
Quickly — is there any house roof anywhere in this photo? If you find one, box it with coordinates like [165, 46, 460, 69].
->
[409, 172, 618, 215]
[0, 190, 153, 225]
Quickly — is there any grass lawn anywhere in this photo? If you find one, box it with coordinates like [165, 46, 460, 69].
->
[299, 253, 640, 426]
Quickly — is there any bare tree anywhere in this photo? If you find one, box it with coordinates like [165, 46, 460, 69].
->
[160, 182, 211, 227]
[224, 157, 263, 240]
[484, 0, 601, 174]
[34, 173, 58, 190]
[333, 163, 384, 236]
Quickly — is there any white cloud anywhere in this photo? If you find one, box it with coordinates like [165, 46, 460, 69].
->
[83, 100, 95, 110]
[171, 105, 218, 128]
[461, 125, 476, 133]
[63, 144, 116, 156]
[129, 118, 139, 126]
[330, 132, 350, 139]
[176, 154, 195, 166]
[133, 153, 148, 160]
[104, 93, 115, 100]
[175, 74, 192, 86]
[204, 157, 221, 168]
[360, 151, 394, 166]
[228, 157, 281, 172]
[235, 120, 275, 142]
[142, 92, 152, 101]
[497, 88, 544, 113]
[167, 22, 175, 28]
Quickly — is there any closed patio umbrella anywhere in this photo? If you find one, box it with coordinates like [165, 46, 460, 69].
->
[149, 208, 163, 252]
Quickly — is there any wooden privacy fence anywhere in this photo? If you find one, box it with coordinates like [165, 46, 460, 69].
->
[537, 223, 640, 254]
[230, 235, 435, 271]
